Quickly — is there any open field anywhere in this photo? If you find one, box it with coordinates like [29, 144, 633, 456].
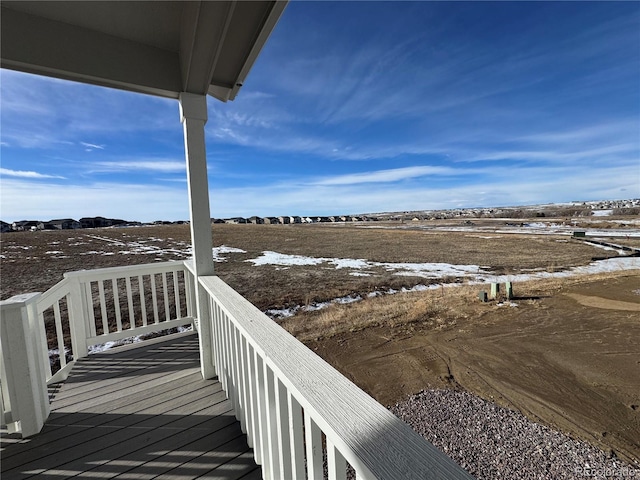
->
[1, 219, 639, 465]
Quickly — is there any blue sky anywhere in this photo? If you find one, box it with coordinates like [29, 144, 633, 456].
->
[1, 1, 639, 222]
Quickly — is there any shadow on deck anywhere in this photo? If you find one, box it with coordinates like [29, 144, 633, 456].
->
[1, 332, 260, 480]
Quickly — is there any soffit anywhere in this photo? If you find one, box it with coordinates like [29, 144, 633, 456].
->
[0, 1, 286, 101]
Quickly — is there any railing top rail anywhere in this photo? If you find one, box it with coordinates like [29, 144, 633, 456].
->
[199, 275, 472, 480]
[63, 260, 187, 281]
[35, 280, 71, 314]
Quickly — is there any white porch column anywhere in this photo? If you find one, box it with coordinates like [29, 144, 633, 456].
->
[179, 92, 215, 379]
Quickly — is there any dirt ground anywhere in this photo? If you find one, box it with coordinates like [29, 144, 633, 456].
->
[306, 272, 640, 463]
[1, 222, 638, 463]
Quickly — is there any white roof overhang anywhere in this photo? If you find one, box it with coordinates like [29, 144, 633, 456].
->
[0, 0, 287, 102]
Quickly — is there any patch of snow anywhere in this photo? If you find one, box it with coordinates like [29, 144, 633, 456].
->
[330, 258, 370, 269]
[350, 271, 372, 277]
[88, 340, 129, 354]
[333, 294, 362, 305]
[212, 245, 246, 262]
[45, 250, 63, 254]
[48, 346, 69, 357]
[266, 307, 299, 319]
[386, 262, 485, 278]
[592, 209, 613, 217]
[582, 241, 627, 255]
[247, 251, 326, 267]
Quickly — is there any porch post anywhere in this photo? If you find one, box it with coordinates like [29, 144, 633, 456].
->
[179, 92, 215, 379]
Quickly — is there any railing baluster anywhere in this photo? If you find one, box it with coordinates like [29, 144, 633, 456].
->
[212, 303, 225, 391]
[33, 301, 52, 381]
[173, 270, 181, 318]
[138, 275, 147, 326]
[150, 274, 159, 324]
[327, 438, 347, 480]
[275, 378, 292, 479]
[255, 352, 271, 478]
[247, 343, 262, 465]
[53, 301, 66, 369]
[264, 366, 282, 479]
[222, 310, 232, 396]
[67, 277, 88, 361]
[162, 272, 170, 321]
[86, 281, 97, 338]
[97, 280, 109, 335]
[240, 337, 255, 448]
[288, 392, 305, 478]
[125, 276, 135, 329]
[234, 328, 247, 434]
[229, 324, 242, 424]
[305, 414, 323, 480]
[226, 316, 240, 421]
[112, 278, 122, 332]
[184, 270, 193, 318]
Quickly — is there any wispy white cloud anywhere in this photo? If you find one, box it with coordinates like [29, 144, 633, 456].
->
[313, 166, 464, 186]
[81, 142, 105, 151]
[90, 160, 185, 173]
[0, 167, 65, 179]
[460, 143, 638, 164]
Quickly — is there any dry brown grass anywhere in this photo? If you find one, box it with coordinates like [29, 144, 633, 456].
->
[281, 269, 640, 342]
[0, 223, 634, 312]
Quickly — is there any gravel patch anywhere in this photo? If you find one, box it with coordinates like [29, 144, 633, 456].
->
[390, 389, 640, 479]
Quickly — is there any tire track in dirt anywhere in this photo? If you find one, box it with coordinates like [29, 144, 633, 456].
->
[565, 293, 640, 311]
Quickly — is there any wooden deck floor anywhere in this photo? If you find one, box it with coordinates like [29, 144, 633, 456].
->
[1, 332, 261, 480]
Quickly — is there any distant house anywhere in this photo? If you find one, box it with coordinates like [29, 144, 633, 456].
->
[339, 215, 351, 222]
[302, 217, 314, 223]
[80, 216, 109, 228]
[248, 216, 264, 224]
[315, 216, 330, 223]
[290, 216, 302, 224]
[80, 217, 126, 228]
[49, 218, 81, 230]
[263, 217, 279, 224]
[38, 222, 56, 230]
[351, 216, 361, 222]
[0, 221, 12, 233]
[211, 218, 225, 224]
[278, 216, 290, 224]
[12, 220, 41, 231]
[225, 217, 246, 224]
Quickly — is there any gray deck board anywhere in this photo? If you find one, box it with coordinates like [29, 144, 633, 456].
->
[0, 332, 260, 480]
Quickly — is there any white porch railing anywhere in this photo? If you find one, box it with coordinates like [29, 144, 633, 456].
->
[199, 275, 472, 480]
[0, 260, 196, 436]
[1, 260, 472, 479]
